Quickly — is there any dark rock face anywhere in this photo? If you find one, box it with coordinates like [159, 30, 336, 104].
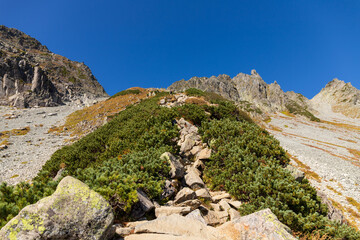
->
[0, 25, 108, 108]
[168, 70, 312, 114]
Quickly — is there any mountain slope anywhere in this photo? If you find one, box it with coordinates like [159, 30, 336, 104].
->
[0, 25, 108, 108]
[311, 78, 360, 118]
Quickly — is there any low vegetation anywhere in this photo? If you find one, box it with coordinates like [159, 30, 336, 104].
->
[0, 89, 359, 238]
[285, 100, 320, 122]
[109, 88, 141, 99]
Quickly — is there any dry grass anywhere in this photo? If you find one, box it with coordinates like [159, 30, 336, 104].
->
[286, 153, 321, 182]
[281, 111, 295, 117]
[346, 197, 360, 212]
[326, 185, 342, 195]
[348, 148, 360, 159]
[347, 207, 360, 219]
[338, 137, 357, 143]
[269, 125, 283, 132]
[51, 87, 153, 139]
[321, 120, 360, 132]
[264, 117, 272, 123]
[0, 127, 30, 141]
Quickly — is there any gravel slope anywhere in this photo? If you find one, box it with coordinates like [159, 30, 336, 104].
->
[267, 108, 360, 228]
[0, 104, 82, 185]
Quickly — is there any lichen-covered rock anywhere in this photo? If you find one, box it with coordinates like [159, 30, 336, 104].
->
[0, 176, 114, 240]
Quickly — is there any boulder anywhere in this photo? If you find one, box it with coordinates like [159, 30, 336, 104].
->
[155, 206, 192, 217]
[174, 187, 197, 204]
[197, 148, 211, 160]
[175, 199, 202, 210]
[180, 137, 196, 154]
[196, 188, 212, 201]
[228, 208, 241, 221]
[217, 208, 296, 240]
[219, 199, 231, 211]
[0, 176, 114, 240]
[228, 200, 242, 209]
[133, 214, 221, 240]
[131, 189, 155, 219]
[186, 209, 207, 225]
[185, 167, 205, 189]
[211, 192, 231, 202]
[160, 152, 185, 179]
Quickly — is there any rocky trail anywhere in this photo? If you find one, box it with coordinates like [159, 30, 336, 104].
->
[266, 109, 360, 228]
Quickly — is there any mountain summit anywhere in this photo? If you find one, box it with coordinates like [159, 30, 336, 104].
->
[0, 26, 108, 108]
[311, 78, 360, 118]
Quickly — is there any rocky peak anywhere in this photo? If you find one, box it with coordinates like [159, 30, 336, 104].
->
[311, 78, 360, 118]
[0, 25, 49, 52]
[169, 70, 312, 114]
[0, 25, 108, 108]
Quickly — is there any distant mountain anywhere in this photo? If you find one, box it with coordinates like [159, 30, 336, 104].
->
[311, 78, 360, 118]
[0, 25, 108, 108]
[168, 69, 317, 120]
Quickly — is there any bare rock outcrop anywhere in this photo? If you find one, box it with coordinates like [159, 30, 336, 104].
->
[0, 25, 108, 108]
[311, 78, 360, 118]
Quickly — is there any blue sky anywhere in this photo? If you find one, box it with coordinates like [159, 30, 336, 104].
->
[1, 0, 360, 98]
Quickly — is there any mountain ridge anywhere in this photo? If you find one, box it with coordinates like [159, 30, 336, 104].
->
[0, 25, 108, 108]
[169, 70, 360, 120]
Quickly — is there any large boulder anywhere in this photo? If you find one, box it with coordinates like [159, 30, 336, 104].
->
[0, 176, 114, 240]
[217, 208, 296, 240]
[132, 214, 223, 240]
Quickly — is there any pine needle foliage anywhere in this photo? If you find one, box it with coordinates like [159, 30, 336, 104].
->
[200, 118, 359, 239]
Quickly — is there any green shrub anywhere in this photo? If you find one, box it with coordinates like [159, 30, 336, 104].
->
[110, 89, 141, 99]
[185, 88, 205, 97]
[286, 101, 320, 122]
[200, 118, 359, 239]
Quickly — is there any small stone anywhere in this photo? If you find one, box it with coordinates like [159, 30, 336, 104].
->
[175, 199, 201, 210]
[229, 208, 241, 221]
[219, 199, 231, 211]
[115, 226, 133, 237]
[195, 188, 212, 201]
[210, 203, 222, 212]
[184, 167, 205, 189]
[228, 200, 242, 209]
[212, 192, 231, 202]
[197, 148, 211, 160]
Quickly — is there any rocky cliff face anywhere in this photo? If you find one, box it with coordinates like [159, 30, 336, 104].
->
[168, 70, 312, 115]
[311, 78, 360, 118]
[0, 25, 108, 108]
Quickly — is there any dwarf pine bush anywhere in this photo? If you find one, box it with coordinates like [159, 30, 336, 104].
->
[200, 118, 359, 239]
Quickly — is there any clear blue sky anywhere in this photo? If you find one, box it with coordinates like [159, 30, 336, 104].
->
[1, 0, 360, 98]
